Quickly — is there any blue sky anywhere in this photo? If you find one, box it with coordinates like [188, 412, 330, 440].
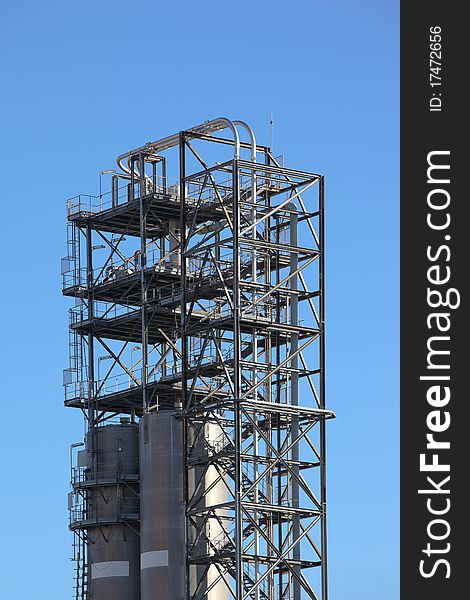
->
[0, 1, 399, 598]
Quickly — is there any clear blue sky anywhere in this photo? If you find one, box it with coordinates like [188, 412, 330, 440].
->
[0, 1, 399, 598]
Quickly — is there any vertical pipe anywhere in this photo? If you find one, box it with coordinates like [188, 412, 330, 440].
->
[290, 206, 300, 600]
[275, 215, 283, 599]
[75, 223, 80, 288]
[319, 176, 328, 600]
[159, 165, 167, 379]
[152, 161, 157, 194]
[112, 175, 117, 209]
[232, 158, 244, 600]
[162, 157, 167, 195]
[139, 154, 148, 412]
[130, 157, 135, 202]
[253, 155, 260, 600]
[264, 150, 275, 599]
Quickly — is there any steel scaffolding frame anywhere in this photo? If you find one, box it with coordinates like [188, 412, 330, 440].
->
[63, 120, 333, 600]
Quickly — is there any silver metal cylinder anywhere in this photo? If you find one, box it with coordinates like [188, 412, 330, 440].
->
[86, 423, 140, 600]
[140, 411, 185, 600]
[204, 422, 229, 600]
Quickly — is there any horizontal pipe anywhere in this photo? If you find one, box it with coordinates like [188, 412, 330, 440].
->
[116, 117, 241, 175]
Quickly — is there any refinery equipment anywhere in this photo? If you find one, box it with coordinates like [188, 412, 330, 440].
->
[62, 118, 334, 600]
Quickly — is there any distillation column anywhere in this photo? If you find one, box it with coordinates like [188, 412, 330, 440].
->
[82, 423, 140, 600]
[140, 411, 185, 600]
[63, 118, 332, 600]
[140, 412, 229, 600]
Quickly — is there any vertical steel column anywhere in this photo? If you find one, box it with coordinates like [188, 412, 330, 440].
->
[85, 219, 98, 586]
[85, 222, 95, 438]
[319, 176, 328, 600]
[139, 154, 149, 412]
[232, 158, 244, 600]
[179, 134, 188, 410]
[179, 132, 190, 600]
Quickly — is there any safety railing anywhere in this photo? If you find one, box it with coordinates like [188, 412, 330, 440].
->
[69, 301, 137, 325]
[187, 175, 234, 206]
[65, 175, 179, 217]
[69, 495, 139, 526]
[62, 248, 181, 291]
[188, 525, 233, 559]
[64, 349, 237, 402]
[72, 457, 139, 487]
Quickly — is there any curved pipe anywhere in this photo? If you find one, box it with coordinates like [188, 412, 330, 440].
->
[233, 120, 258, 303]
[195, 120, 259, 236]
[233, 119, 258, 213]
[233, 120, 257, 162]
[116, 117, 241, 175]
[212, 117, 240, 160]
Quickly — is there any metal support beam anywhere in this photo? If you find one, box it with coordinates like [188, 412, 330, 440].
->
[63, 123, 332, 600]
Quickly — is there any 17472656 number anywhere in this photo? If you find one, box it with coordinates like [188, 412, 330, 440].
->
[429, 26, 442, 111]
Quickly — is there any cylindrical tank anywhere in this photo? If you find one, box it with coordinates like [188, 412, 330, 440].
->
[188, 420, 230, 600]
[85, 423, 140, 600]
[140, 410, 185, 600]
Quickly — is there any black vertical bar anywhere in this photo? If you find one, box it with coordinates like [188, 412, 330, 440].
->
[401, 4, 466, 598]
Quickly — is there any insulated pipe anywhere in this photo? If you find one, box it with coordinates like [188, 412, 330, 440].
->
[233, 120, 257, 215]
[116, 117, 241, 175]
[233, 119, 259, 599]
[233, 120, 256, 162]
[193, 121, 258, 236]
[233, 119, 257, 211]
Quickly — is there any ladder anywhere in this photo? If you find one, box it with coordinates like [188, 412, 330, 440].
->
[73, 531, 88, 600]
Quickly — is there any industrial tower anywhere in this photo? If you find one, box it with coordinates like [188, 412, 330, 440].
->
[62, 118, 334, 600]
